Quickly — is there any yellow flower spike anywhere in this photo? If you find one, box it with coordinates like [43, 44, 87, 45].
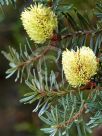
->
[21, 4, 58, 44]
[62, 46, 98, 87]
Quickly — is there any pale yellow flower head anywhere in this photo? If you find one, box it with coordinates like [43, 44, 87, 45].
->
[21, 4, 58, 44]
[62, 46, 98, 87]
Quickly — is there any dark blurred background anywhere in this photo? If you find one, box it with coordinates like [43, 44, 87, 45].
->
[0, 0, 98, 136]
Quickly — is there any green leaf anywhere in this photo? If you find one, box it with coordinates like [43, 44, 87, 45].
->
[0, 0, 16, 5]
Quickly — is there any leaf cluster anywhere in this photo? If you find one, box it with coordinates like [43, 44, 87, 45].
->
[1, 0, 102, 136]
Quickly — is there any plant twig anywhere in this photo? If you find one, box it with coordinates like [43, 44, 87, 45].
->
[39, 90, 68, 97]
[56, 103, 87, 129]
[54, 86, 102, 129]
[17, 45, 53, 68]
[61, 29, 102, 39]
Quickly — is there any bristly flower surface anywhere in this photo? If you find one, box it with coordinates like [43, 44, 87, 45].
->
[62, 46, 98, 87]
[21, 3, 58, 44]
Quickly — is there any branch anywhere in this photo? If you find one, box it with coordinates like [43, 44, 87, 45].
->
[18, 45, 53, 68]
[56, 103, 87, 129]
[61, 29, 102, 39]
[39, 85, 102, 100]
[54, 86, 102, 129]
[39, 90, 68, 97]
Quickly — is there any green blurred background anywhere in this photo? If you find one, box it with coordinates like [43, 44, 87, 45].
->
[0, 0, 98, 136]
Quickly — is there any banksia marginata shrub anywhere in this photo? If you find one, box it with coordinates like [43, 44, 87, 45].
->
[2, 1, 102, 136]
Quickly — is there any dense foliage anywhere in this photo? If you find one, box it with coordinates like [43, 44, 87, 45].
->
[1, 0, 102, 136]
